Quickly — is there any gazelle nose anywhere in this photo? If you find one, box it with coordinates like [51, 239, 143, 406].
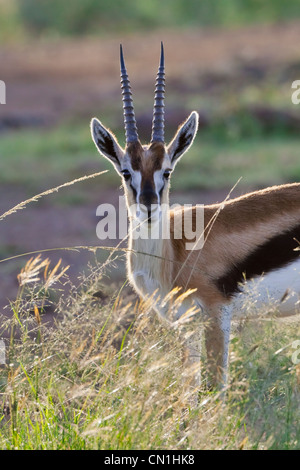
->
[138, 202, 159, 224]
[139, 190, 158, 210]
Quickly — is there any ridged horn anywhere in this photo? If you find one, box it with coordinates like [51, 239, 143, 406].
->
[151, 42, 165, 143]
[120, 45, 139, 143]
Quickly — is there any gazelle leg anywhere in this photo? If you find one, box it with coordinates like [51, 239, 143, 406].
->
[183, 328, 202, 387]
[149, 293, 204, 403]
[168, 299, 203, 403]
[181, 328, 202, 406]
[204, 306, 232, 389]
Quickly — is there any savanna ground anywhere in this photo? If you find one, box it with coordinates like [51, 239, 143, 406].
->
[1, 3, 300, 448]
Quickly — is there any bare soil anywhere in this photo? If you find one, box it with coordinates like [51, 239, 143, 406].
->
[1, 22, 300, 130]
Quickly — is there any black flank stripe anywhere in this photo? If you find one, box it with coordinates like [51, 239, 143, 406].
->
[215, 224, 300, 299]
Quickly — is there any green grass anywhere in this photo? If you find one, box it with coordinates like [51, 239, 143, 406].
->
[0, 124, 96, 185]
[1, 121, 300, 194]
[0, 255, 299, 449]
[2, 0, 300, 42]
[0, 123, 119, 191]
[174, 136, 300, 191]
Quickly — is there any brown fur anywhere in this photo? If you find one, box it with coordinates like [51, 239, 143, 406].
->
[126, 141, 143, 170]
[168, 183, 300, 309]
[127, 141, 166, 204]
[127, 141, 165, 173]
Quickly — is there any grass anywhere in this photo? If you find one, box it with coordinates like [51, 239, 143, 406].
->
[2, 0, 300, 42]
[0, 124, 104, 187]
[0, 253, 299, 450]
[0, 165, 299, 449]
[1, 120, 300, 194]
[176, 136, 300, 191]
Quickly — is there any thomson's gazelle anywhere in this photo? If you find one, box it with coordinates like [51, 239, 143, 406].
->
[91, 43, 300, 388]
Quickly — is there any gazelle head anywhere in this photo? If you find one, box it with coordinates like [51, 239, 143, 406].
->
[91, 43, 199, 224]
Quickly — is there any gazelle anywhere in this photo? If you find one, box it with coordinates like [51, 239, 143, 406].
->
[91, 43, 300, 389]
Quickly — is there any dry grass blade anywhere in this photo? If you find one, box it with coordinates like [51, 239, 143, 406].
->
[44, 259, 70, 289]
[0, 171, 107, 221]
[34, 304, 41, 325]
[17, 255, 50, 286]
[17, 254, 69, 290]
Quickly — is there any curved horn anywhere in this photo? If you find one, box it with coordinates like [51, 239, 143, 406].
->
[151, 42, 165, 143]
[120, 45, 139, 143]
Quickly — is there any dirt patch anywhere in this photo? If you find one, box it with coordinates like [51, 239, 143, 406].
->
[1, 22, 300, 130]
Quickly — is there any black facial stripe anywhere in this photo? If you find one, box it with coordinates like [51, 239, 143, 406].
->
[215, 224, 300, 299]
[130, 182, 137, 200]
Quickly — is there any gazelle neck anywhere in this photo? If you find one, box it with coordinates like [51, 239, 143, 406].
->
[128, 208, 168, 258]
[127, 204, 173, 297]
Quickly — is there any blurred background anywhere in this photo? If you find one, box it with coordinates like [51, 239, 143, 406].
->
[0, 0, 300, 312]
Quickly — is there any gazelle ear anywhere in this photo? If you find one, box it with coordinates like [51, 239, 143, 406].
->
[167, 111, 199, 166]
[91, 118, 124, 171]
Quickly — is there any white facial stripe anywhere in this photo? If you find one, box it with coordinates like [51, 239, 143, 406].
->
[131, 170, 142, 202]
[122, 156, 142, 201]
[154, 170, 164, 204]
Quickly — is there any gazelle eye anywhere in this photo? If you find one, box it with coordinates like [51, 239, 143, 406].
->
[121, 169, 131, 181]
[163, 169, 172, 179]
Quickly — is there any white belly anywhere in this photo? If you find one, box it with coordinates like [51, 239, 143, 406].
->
[230, 258, 300, 318]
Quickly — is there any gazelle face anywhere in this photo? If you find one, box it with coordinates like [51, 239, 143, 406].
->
[91, 112, 198, 224]
[119, 141, 171, 223]
[90, 43, 199, 224]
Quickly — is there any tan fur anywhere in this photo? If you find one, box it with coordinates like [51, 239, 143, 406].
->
[167, 183, 300, 306]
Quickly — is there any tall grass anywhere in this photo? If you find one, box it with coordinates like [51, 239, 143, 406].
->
[0, 251, 299, 449]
